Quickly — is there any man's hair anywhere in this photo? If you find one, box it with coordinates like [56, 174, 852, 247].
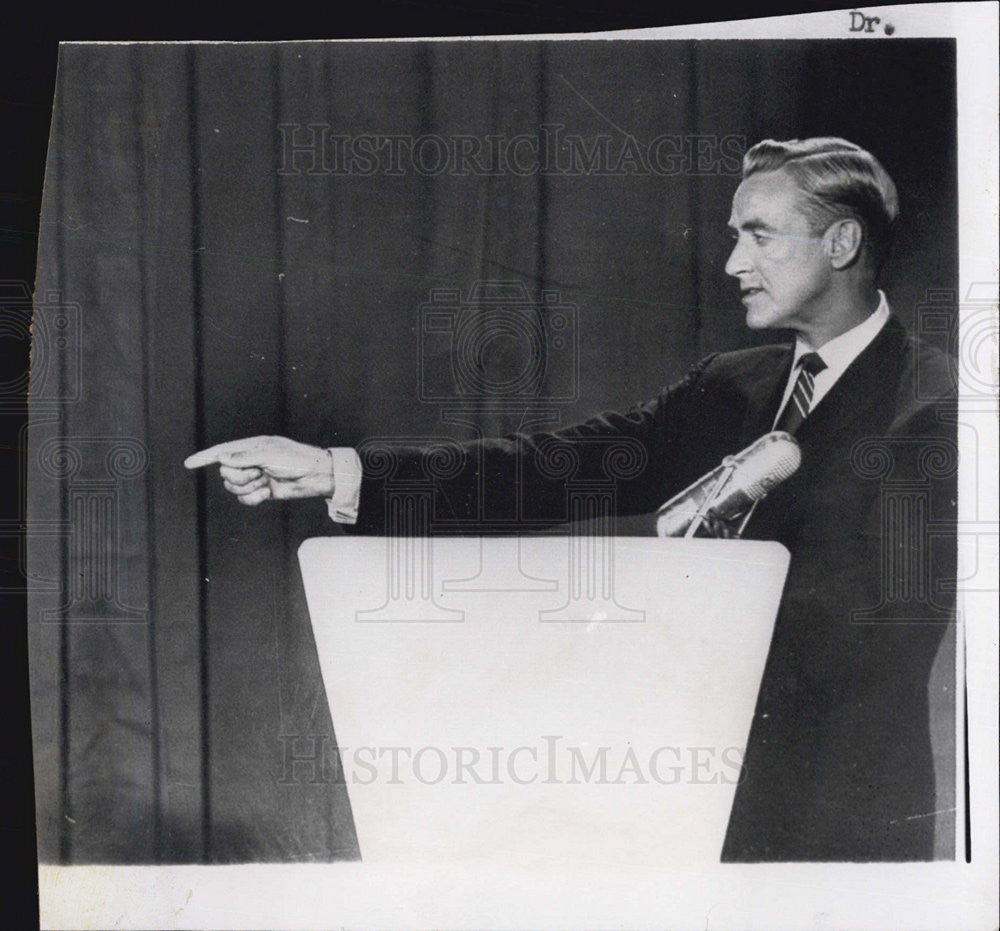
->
[743, 137, 898, 273]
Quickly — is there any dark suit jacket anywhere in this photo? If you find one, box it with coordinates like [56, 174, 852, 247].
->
[348, 314, 958, 861]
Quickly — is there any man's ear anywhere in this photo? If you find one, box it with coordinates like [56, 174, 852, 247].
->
[824, 218, 864, 269]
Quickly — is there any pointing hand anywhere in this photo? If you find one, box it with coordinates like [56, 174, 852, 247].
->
[184, 436, 335, 505]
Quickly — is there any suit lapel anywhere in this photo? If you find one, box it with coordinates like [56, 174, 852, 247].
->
[739, 346, 795, 447]
[740, 316, 908, 541]
[794, 314, 907, 449]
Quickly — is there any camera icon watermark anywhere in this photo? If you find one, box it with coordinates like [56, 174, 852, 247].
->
[915, 284, 998, 402]
[0, 282, 83, 407]
[418, 281, 578, 403]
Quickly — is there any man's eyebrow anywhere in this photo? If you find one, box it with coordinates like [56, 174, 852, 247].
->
[728, 218, 777, 233]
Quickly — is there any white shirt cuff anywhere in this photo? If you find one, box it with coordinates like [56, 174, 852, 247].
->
[326, 447, 363, 524]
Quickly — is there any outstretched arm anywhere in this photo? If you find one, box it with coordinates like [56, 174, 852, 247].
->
[184, 353, 721, 527]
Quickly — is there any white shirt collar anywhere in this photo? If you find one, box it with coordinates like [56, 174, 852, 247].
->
[791, 290, 890, 377]
[774, 291, 891, 426]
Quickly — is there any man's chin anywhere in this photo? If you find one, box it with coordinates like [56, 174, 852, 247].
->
[744, 308, 772, 330]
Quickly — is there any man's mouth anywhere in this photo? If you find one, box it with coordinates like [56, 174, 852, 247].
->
[741, 287, 763, 299]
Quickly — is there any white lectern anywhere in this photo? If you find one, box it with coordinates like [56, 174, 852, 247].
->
[299, 535, 789, 867]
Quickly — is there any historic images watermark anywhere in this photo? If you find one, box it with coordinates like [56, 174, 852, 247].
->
[277, 734, 746, 787]
[353, 280, 646, 623]
[1, 282, 82, 407]
[849, 283, 999, 622]
[7, 281, 151, 620]
[277, 125, 746, 178]
[914, 284, 998, 402]
[3, 282, 84, 597]
[418, 282, 578, 403]
[33, 436, 150, 623]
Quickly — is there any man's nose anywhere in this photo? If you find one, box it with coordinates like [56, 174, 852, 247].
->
[725, 239, 749, 278]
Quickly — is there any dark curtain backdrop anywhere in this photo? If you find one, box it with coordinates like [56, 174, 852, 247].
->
[29, 40, 957, 862]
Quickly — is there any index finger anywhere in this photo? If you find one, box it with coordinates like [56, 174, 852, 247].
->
[183, 437, 270, 470]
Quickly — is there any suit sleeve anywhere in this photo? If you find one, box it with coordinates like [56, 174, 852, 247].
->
[343, 354, 719, 534]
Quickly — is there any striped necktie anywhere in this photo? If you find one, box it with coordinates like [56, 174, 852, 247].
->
[774, 351, 827, 435]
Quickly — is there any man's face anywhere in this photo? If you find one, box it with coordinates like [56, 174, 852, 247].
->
[725, 169, 834, 336]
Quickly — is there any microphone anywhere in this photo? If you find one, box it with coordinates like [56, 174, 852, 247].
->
[655, 431, 801, 538]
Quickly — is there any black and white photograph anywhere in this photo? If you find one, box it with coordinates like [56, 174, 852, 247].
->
[5, 2, 998, 928]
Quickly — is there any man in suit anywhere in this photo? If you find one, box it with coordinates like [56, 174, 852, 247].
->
[186, 137, 958, 860]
